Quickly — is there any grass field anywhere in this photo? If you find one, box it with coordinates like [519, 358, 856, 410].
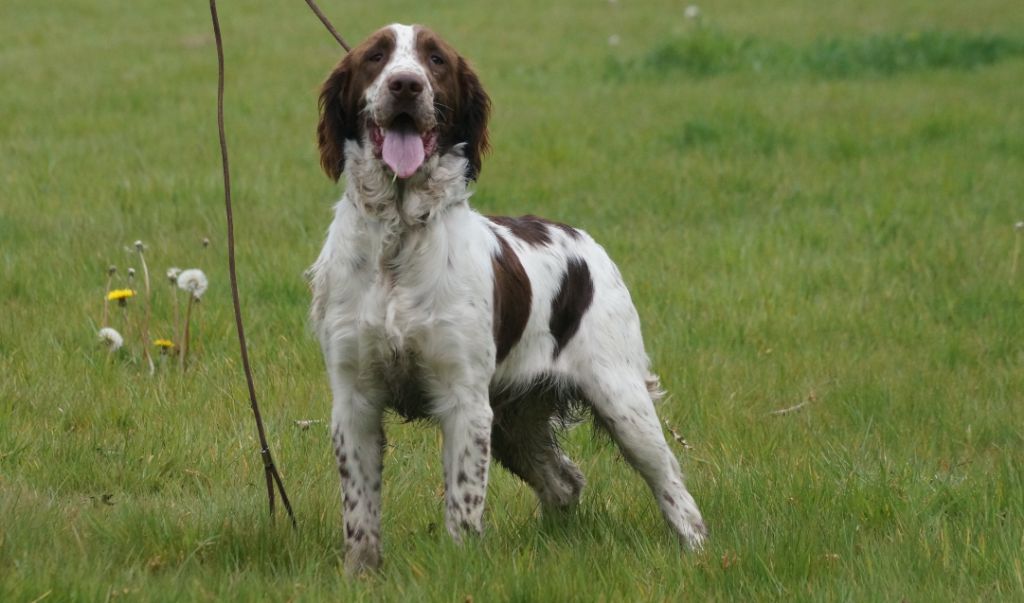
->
[3, 0, 1024, 600]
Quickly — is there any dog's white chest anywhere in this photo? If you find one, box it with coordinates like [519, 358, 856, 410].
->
[359, 272, 434, 355]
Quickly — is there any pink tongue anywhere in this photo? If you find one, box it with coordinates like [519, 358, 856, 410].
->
[382, 128, 425, 179]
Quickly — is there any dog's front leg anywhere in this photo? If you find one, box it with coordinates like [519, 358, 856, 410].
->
[331, 383, 385, 575]
[436, 387, 494, 541]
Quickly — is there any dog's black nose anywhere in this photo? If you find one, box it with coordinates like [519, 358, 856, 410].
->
[388, 74, 425, 101]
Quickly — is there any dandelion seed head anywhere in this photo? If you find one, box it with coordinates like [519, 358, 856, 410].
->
[684, 4, 700, 19]
[98, 327, 124, 352]
[127, 268, 136, 279]
[177, 268, 208, 300]
[202, 237, 210, 248]
[166, 267, 182, 284]
[1015, 221, 1024, 231]
[608, 34, 621, 46]
[134, 240, 145, 252]
[107, 265, 117, 276]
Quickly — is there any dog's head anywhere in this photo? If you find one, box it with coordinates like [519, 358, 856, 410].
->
[317, 24, 491, 182]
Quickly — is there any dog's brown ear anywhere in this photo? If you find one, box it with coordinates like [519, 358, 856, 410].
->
[317, 59, 353, 181]
[455, 57, 491, 181]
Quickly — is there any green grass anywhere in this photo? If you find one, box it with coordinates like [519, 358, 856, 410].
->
[617, 28, 1024, 78]
[2, 0, 1024, 600]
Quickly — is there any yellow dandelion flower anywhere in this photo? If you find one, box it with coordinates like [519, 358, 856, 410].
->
[107, 288, 136, 302]
[154, 338, 176, 355]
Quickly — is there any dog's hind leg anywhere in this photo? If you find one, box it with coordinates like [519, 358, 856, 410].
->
[580, 371, 707, 549]
[491, 401, 585, 511]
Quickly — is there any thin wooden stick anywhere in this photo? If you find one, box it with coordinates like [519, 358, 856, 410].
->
[208, 0, 296, 528]
[303, 0, 351, 51]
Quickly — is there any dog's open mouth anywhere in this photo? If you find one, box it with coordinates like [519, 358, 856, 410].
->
[370, 114, 439, 179]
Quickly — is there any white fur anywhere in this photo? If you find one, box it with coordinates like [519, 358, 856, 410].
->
[310, 24, 705, 575]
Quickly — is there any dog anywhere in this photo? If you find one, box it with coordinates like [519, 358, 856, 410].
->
[308, 23, 706, 573]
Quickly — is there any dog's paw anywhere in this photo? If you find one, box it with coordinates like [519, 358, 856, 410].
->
[679, 518, 708, 551]
[445, 516, 485, 545]
[344, 540, 382, 576]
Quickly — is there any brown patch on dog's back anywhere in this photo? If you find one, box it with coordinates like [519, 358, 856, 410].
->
[549, 258, 594, 358]
[488, 215, 551, 246]
[488, 215, 581, 247]
[548, 220, 582, 240]
[491, 233, 532, 362]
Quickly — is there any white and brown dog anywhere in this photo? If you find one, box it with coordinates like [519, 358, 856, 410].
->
[308, 23, 706, 573]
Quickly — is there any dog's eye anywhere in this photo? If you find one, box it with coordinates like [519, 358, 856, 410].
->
[368, 52, 385, 62]
[430, 54, 445, 66]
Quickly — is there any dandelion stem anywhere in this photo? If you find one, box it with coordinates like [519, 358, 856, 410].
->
[121, 304, 132, 362]
[102, 272, 113, 327]
[193, 302, 201, 358]
[134, 307, 153, 373]
[1012, 228, 1022, 283]
[181, 295, 194, 373]
[137, 245, 155, 375]
[171, 284, 181, 354]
